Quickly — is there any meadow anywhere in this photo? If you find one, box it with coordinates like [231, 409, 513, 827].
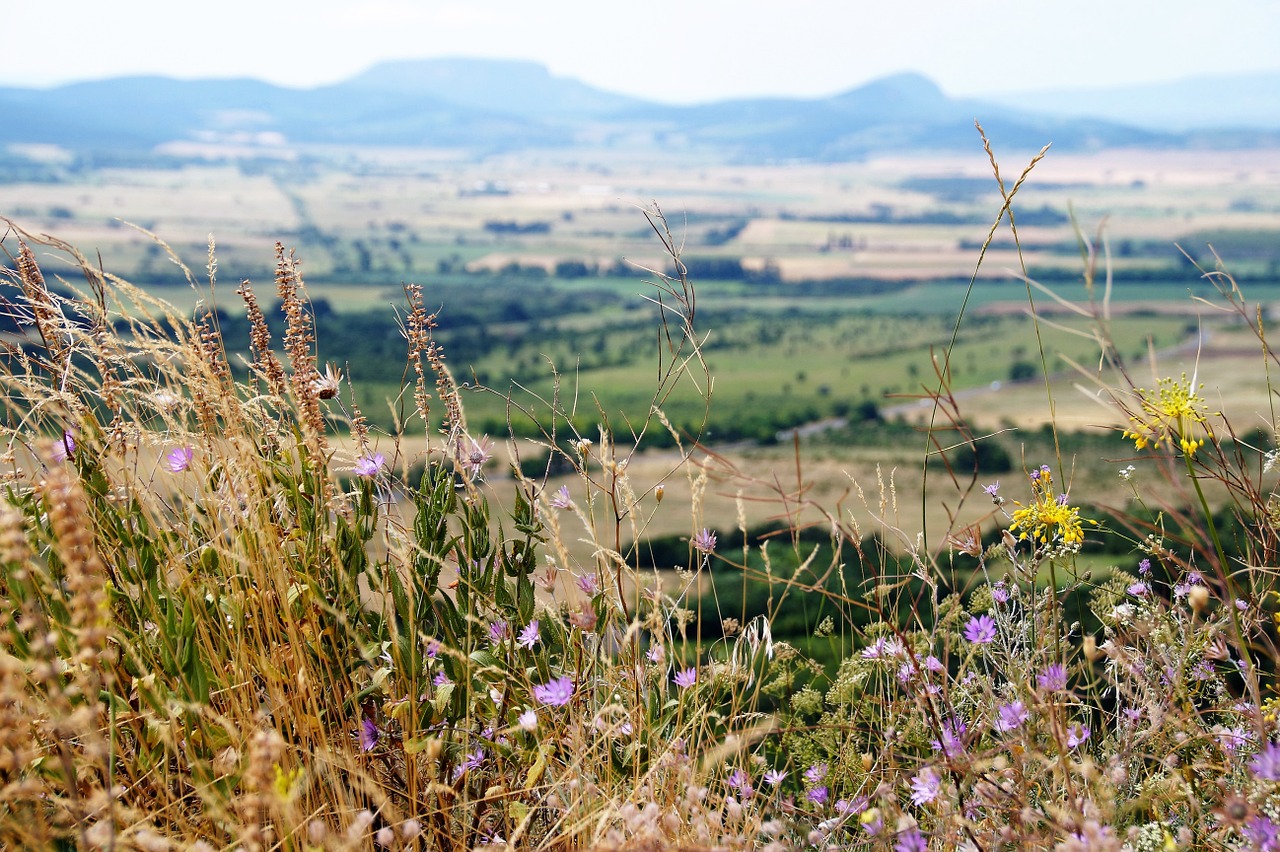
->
[2, 141, 1280, 849]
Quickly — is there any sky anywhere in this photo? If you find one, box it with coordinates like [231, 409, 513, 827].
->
[5, 0, 1280, 103]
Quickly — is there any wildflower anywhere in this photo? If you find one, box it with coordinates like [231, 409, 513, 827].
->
[1216, 726, 1252, 754]
[533, 676, 575, 707]
[1244, 816, 1280, 851]
[673, 667, 697, 689]
[994, 700, 1029, 733]
[488, 620, 511, 644]
[1138, 558, 1151, 575]
[518, 709, 538, 732]
[1007, 466, 1095, 551]
[353, 452, 385, 478]
[425, 638, 440, 658]
[569, 603, 597, 631]
[991, 581, 1010, 603]
[1037, 662, 1067, 693]
[432, 671, 451, 687]
[963, 614, 997, 644]
[575, 573, 600, 596]
[982, 481, 1001, 498]
[728, 769, 750, 792]
[909, 767, 941, 806]
[164, 446, 194, 473]
[1128, 581, 1149, 596]
[804, 763, 828, 785]
[359, 718, 380, 752]
[312, 363, 342, 399]
[49, 430, 75, 462]
[549, 485, 571, 509]
[806, 786, 829, 806]
[930, 718, 967, 758]
[646, 644, 665, 664]
[693, 528, 717, 554]
[1252, 742, 1280, 780]
[860, 807, 883, 835]
[1123, 373, 1214, 457]
[453, 748, 485, 780]
[895, 828, 928, 852]
[456, 435, 492, 478]
[517, 620, 540, 650]
[1066, 723, 1090, 748]
[1118, 464, 1136, 480]
[764, 768, 787, 787]
[924, 655, 945, 672]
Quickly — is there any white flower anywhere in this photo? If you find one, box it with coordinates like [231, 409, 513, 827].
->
[1118, 464, 1136, 480]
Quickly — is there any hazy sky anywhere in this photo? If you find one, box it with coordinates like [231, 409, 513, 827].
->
[6, 0, 1279, 102]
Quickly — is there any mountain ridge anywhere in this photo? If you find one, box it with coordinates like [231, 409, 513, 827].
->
[0, 59, 1273, 161]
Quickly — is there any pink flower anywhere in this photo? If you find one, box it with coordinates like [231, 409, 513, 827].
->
[533, 676, 575, 707]
[164, 446, 194, 473]
[550, 485, 571, 509]
[693, 528, 718, 554]
[963, 614, 997, 644]
[673, 667, 697, 689]
[353, 452, 385, 478]
[49, 430, 75, 462]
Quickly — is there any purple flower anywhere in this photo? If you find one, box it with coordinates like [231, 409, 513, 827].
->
[433, 671, 451, 687]
[895, 828, 928, 852]
[453, 748, 485, 780]
[693, 528, 717, 554]
[425, 638, 440, 658]
[1128, 581, 1149, 596]
[550, 485, 571, 509]
[164, 446, 193, 473]
[1252, 742, 1280, 780]
[924, 655, 945, 673]
[930, 718, 967, 758]
[359, 718, 380, 752]
[763, 768, 787, 787]
[804, 763, 828, 785]
[575, 573, 600, 596]
[1138, 558, 1151, 575]
[991, 581, 1009, 603]
[806, 786, 829, 806]
[533, 675, 575, 707]
[353, 452, 385, 478]
[1216, 726, 1253, 754]
[963, 614, 997, 644]
[673, 667, 697, 689]
[982, 481, 1000, 498]
[908, 767, 940, 806]
[1037, 662, 1067, 693]
[646, 644, 665, 664]
[488, 620, 511, 644]
[517, 620, 540, 650]
[49, 430, 75, 462]
[1066, 723, 1090, 748]
[994, 700, 1029, 733]
[1244, 815, 1280, 851]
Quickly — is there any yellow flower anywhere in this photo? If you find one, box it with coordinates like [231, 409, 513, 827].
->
[1007, 465, 1095, 551]
[1122, 374, 1214, 457]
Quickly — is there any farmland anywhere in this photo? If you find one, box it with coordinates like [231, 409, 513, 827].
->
[3, 142, 1279, 551]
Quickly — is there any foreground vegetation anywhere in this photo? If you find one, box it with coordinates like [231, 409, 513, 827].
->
[4, 151, 1280, 850]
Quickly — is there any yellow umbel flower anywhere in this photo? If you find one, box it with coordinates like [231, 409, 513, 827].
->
[1007, 465, 1095, 552]
[1122, 374, 1214, 457]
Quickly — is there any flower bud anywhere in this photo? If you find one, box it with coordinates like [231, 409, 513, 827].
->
[655, 484, 665, 504]
[1189, 584, 1210, 613]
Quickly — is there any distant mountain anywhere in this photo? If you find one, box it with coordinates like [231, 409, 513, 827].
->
[619, 73, 1165, 159]
[333, 57, 647, 119]
[986, 71, 1280, 132]
[0, 60, 1253, 162]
